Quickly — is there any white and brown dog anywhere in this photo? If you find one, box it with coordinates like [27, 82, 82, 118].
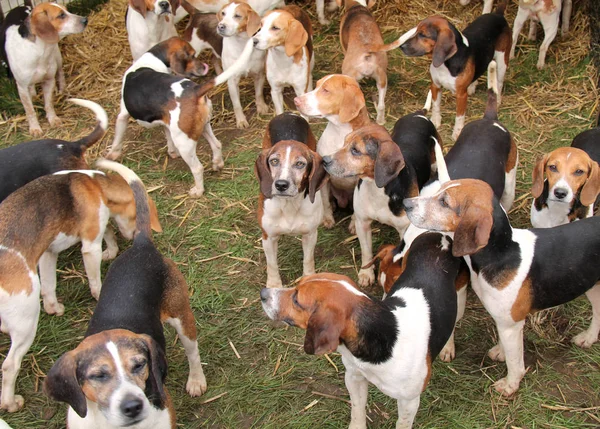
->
[255, 113, 328, 288]
[126, 0, 179, 61]
[1, 2, 87, 136]
[252, 5, 314, 116]
[44, 161, 206, 429]
[175, 0, 283, 23]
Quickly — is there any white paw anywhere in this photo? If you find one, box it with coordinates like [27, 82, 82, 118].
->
[325, 1, 338, 12]
[488, 343, 505, 362]
[322, 214, 335, 229]
[212, 158, 225, 171]
[189, 185, 205, 198]
[186, 373, 207, 397]
[509, 50, 516, 60]
[348, 422, 367, 429]
[1, 394, 25, 412]
[376, 113, 385, 125]
[318, 18, 331, 26]
[90, 286, 101, 301]
[102, 248, 118, 261]
[105, 150, 122, 161]
[536, 61, 545, 70]
[467, 83, 477, 96]
[451, 126, 462, 141]
[572, 330, 598, 349]
[493, 377, 519, 396]
[257, 102, 270, 116]
[237, 118, 250, 129]
[168, 149, 181, 159]
[44, 301, 65, 316]
[48, 116, 62, 127]
[29, 124, 43, 137]
[358, 268, 375, 287]
[439, 342, 455, 362]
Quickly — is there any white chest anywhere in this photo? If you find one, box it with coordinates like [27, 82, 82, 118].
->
[430, 63, 457, 94]
[266, 48, 309, 88]
[261, 194, 323, 236]
[5, 26, 58, 84]
[67, 403, 172, 429]
[530, 200, 571, 228]
[222, 37, 265, 76]
[354, 180, 409, 233]
[316, 122, 352, 156]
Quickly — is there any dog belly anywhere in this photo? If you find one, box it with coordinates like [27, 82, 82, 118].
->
[430, 63, 457, 94]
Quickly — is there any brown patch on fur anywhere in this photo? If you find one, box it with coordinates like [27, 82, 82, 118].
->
[176, 93, 211, 141]
[455, 262, 470, 292]
[495, 25, 512, 67]
[129, 0, 157, 18]
[511, 278, 533, 321]
[422, 352, 432, 391]
[455, 60, 475, 117]
[0, 248, 35, 294]
[29, 3, 74, 43]
[505, 136, 518, 173]
[160, 259, 197, 341]
[222, 2, 260, 37]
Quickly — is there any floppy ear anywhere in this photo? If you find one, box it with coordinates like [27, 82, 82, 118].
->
[169, 0, 180, 13]
[303, 308, 343, 355]
[130, 0, 148, 18]
[432, 28, 457, 68]
[339, 84, 365, 123]
[531, 154, 549, 198]
[373, 140, 405, 188]
[43, 351, 88, 418]
[285, 19, 308, 57]
[169, 50, 189, 75]
[246, 9, 261, 36]
[255, 149, 273, 198]
[141, 335, 168, 409]
[580, 161, 600, 207]
[307, 151, 329, 203]
[30, 10, 59, 43]
[453, 204, 493, 257]
[148, 198, 163, 233]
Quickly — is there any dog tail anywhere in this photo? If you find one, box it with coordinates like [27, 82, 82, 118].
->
[417, 89, 433, 115]
[95, 159, 154, 238]
[484, 60, 499, 120]
[494, 0, 507, 15]
[69, 99, 108, 149]
[366, 26, 418, 53]
[432, 136, 450, 184]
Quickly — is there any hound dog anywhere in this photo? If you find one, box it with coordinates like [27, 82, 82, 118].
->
[1, 2, 87, 136]
[183, 11, 223, 73]
[510, 0, 572, 70]
[252, 5, 314, 116]
[399, 3, 511, 140]
[0, 165, 160, 411]
[217, 1, 268, 128]
[107, 37, 255, 197]
[175, 0, 283, 23]
[126, 0, 179, 61]
[255, 113, 328, 288]
[404, 178, 600, 396]
[260, 238, 461, 429]
[294, 74, 372, 229]
[44, 160, 206, 429]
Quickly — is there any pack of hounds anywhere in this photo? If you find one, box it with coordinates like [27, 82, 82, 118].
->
[0, 0, 597, 427]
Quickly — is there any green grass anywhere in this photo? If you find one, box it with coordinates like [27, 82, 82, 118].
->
[1, 0, 599, 427]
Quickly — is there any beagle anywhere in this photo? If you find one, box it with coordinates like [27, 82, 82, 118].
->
[252, 5, 314, 116]
[510, 0, 572, 70]
[316, 0, 373, 26]
[183, 12, 223, 74]
[530, 145, 600, 228]
[322, 98, 440, 287]
[294, 74, 372, 229]
[0, 165, 160, 412]
[1, 3, 87, 136]
[399, 5, 511, 140]
[404, 178, 600, 396]
[107, 36, 255, 197]
[458, 0, 494, 14]
[175, 0, 283, 23]
[255, 114, 328, 288]
[44, 161, 206, 429]
[260, 243, 461, 429]
[217, 1, 268, 128]
[126, 0, 179, 61]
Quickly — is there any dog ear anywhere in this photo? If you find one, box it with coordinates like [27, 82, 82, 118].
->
[30, 10, 59, 43]
[246, 9, 261, 37]
[339, 83, 365, 123]
[307, 151, 329, 203]
[362, 244, 395, 269]
[141, 335, 168, 409]
[580, 161, 600, 207]
[531, 154, 549, 198]
[148, 198, 163, 233]
[367, 0, 376, 8]
[452, 204, 493, 257]
[303, 308, 343, 355]
[130, 0, 147, 18]
[285, 19, 308, 57]
[432, 28, 457, 68]
[255, 149, 273, 198]
[373, 139, 405, 188]
[169, 0, 180, 14]
[43, 351, 88, 418]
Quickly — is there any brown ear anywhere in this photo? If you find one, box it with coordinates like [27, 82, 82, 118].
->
[169, 50, 189, 75]
[246, 9, 261, 37]
[285, 19, 308, 57]
[130, 0, 148, 18]
[531, 154, 549, 198]
[43, 351, 88, 418]
[148, 198, 163, 233]
[307, 151, 329, 203]
[580, 161, 600, 207]
[255, 149, 273, 198]
[141, 335, 168, 409]
[373, 140, 405, 188]
[432, 28, 457, 68]
[452, 205, 493, 257]
[30, 11, 59, 43]
[339, 83, 365, 123]
[304, 309, 343, 355]
[169, 0, 180, 13]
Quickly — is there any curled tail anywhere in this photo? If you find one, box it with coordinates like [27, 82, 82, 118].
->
[417, 90, 433, 115]
[365, 26, 418, 53]
[69, 99, 108, 149]
[95, 160, 153, 238]
[484, 61, 498, 120]
[432, 136, 450, 183]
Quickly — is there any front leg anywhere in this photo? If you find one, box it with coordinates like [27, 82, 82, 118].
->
[355, 216, 374, 287]
[227, 76, 248, 128]
[396, 396, 421, 429]
[345, 367, 368, 429]
[263, 234, 282, 288]
[41, 77, 61, 127]
[315, 0, 330, 25]
[55, 49, 66, 93]
[492, 320, 526, 396]
[301, 230, 318, 276]
[271, 85, 286, 116]
[430, 83, 442, 128]
[16, 82, 42, 136]
[510, 8, 529, 59]
[320, 185, 335, 229]
[572, 283, 600, 348]
[102, 225, 119, 260]
[439, 284, 467, 362]
[81, 240, 103, 300]
[254, 72, 269, 116]
[39, 251, 64, 316]
[375, 72, 387, 125]
[452, 89, 467, 141]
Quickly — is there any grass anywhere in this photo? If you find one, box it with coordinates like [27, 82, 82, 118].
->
[1, 0, 599, 427]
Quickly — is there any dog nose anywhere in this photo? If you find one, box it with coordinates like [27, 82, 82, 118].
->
[322, 156, 333, 167]
[274, 180, 289, 192]
[253, 38, 259, 46]
[82, 17, 88, 26]
[121, 396, 144, 419]
[217, 23, 226, 32]
[403, 198, 415, 212]
[554, 188, 568, 199]
[260, 288, 269, 302]
[159, 0, 169, 8]
[293, 97, 302, 107]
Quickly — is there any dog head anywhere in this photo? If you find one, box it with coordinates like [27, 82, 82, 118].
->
[154, 37, 209, 77]
[44, 330, 168, 426]
[129, 0, 179, 18]
[532, 147, 600, 207]
[216, 1, 261, 37]
[28, 2, 87, 44]
[255, 140, 328, 202]
[252, 10, 308, 56]
[399, 16, 461, 67]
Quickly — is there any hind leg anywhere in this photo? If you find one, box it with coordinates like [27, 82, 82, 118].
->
[201, 117, 224, 171]
[375, 70, 387, 125]
[81, 238, 104, 300]
[493, 50, 509, 105]
[572, 283, 600, 348]
[439, 284, 467, 362]
[39, 251, 64, 316]
[174, 133, 205, 198]
[510, 8, 529, 59]
[107, 102, 130, 160]
[537, 11, 559, 70]
[561, 0, 572, 36]
[500, 152, 518, 211]
[316, 0, 329, 25]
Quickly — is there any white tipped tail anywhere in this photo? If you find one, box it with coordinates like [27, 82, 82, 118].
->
[487, 60, 498, 94]
[68, 98, 108, 132]
[95, 159, 142, 185]
[432, 137, 450, 183]
[214, 39, 255, 86]
[422, 90, 432, 113]
[398, 27, 417, 46]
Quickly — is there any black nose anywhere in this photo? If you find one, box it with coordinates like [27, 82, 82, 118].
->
[260, 288, 269, 302]
[217, 23, 225, 32]
[275, 180, 289, 192]
[159, 1, 169, 9]
[121, 396, 143, 419]
[322, 156, 333, 167]
[253, 38, 259, 46]
[403, 198, 415, 212]
[554, 188, 568, 199]
[82, 17, 88, 25]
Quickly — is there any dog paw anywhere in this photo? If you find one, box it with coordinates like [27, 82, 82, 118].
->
[256, 102, 270, 116]
[236, 118, 250, 129]
[451, 126, 463, 141]
[105, 150, 121, 161]
[318, 18, 331, 26]
[493, 377, 519, 397]
[430, 114, 441, 128]
[348, 217, 356, 235]
[439, 342, 455, 363]
[102, 248, 118, 261]
[376, 113, 385, 125]
[186, 374, 207, 397]
[189, 186, 205, 198]
[572, 331, 597, 348]
[536, 61, 545, 70]
[488, 343, 505, 362]
[467, 82, 477, 96]
[168, 149, 181, 159]
[1, 395, 25, 412]
[266, 277, 283, 289]
[29, 125, 43, 137]
[325, 0, 338, 12]
[212, 158, 225, 171]
[322, 214, 335, 229]
[44, 301, 65, 316]
[48, 116, 62, 127]
[358, 269, 374, 287]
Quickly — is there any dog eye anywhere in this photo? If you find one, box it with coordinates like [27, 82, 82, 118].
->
[269, 158, 279, 167]
[132, 360, 147, 374]
[271, 26, 280, 31]
[294, 161, 306, 169]
[292, 291, 299, 306]
[439, 195, 449, 208]
[320, 87, 329, 94]
[417, 32, 425, 38]
[59, 13, 66, 19]
[234, 14, 242, 19]
[574, 169, 584, 176]
[350, 147, 360, 156]
[548, 165, 558, 172]
[89, 371, 110, 382]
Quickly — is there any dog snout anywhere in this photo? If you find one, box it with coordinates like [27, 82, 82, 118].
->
[120, 395, 144, 419]
[260, 288, 270, 302]
[82, 17, 88, 26]
[253, 38, 259, 47]
[403, 198, 416, 213]
[159, 1, 169, 9]
[553, 188, 568, 199]
[274, 180, 290, 192]
[217, 23, 226, 33]
[322, 155, 333, 167]
[294, 96, 303, 108]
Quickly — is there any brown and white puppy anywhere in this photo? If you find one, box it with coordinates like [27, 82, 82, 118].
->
[510, 0, 572, 70]
[294, 74, 372, 229]
[0, 166, 160, 412]
[252, 5, 314, 116]
[531, 147, 600, 227]
[399, 6, 511, 140]
[44, 161, 206, 429]
[256, 114, 328, 288]
[1, 3, 87, 136]
[126, 0, 179, 61]
[404, 178, 600, 396]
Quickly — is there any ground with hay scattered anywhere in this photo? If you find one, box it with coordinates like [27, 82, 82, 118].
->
[0, 0, 599, 427]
